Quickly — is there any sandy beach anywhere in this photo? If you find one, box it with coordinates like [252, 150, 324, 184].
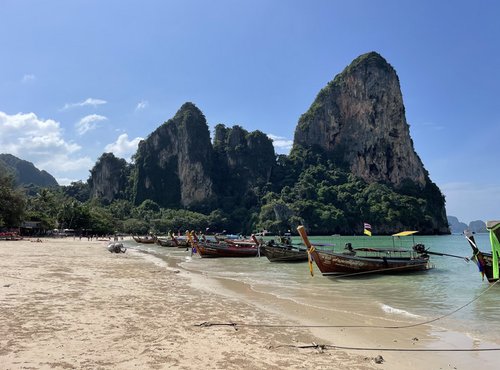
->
[0, 238, 497, 369]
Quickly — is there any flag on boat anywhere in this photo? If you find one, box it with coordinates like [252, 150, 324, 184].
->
[363, 222, 372, 236]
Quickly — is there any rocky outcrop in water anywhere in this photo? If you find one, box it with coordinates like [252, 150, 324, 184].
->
[294, 52, 426, 188]
[447, 216, 467, 234]
[469, 220, 487, 234]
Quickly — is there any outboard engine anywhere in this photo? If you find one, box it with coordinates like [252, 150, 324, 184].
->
[107, 242, 126, 253]
[343, 242, 355, 255]
[413, 243, 426, 254]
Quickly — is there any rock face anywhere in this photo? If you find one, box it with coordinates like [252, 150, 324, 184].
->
[293, 52, 448, 233]
[133, 103, 215, 208]
[294, 52, 426, 188]
[213, 124, 275, 192]
[469, 220, 487, 234]
[447, 216, 467, 234]
[89, 153, 130, 203]
[0, 153, 58, 187]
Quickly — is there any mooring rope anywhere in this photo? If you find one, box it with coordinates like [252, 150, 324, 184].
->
[269, 343, 500, 352]
[195, 279, 500, 330]
[195, 280, 500, 353]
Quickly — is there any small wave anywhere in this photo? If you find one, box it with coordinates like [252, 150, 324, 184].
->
[139, 252, 169, 268]
[130, 248, 174, 269]
[380, 303, 421, 319]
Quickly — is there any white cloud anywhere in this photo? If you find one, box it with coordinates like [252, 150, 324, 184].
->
[0, 111, 92, 175]
[267, 134, 293, 154]
[104, 133, 143, 159]
[38, 155, 94, 173]
[62, 98, 107, 110]
[56, 178, 81, 186]
[135, 100, 149, 111]
[75, 114, 107, 135]
[440, 182, 500, 224]
[22, 74, 35, 83]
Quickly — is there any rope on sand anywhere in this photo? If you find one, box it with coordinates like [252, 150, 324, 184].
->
[269, 343, 500, 352]
[195, 279, 500, 331]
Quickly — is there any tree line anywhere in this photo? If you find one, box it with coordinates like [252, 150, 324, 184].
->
[1, 145, 446, 236]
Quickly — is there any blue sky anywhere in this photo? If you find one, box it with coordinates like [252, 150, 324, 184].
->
[0, 0, 498, 223]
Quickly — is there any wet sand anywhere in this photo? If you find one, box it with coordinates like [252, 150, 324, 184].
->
[0, 238, 497, 369]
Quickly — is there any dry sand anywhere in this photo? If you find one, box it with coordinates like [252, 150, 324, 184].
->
[0, 238, 498, 369]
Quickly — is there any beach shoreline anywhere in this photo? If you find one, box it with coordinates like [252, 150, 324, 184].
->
[0, 238, 497, 369]
[178, 250, 499, 370]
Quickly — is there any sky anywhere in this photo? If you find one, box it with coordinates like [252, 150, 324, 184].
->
[0, 0, 498, 224]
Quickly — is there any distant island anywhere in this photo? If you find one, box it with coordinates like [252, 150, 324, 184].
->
[447, 216, 487, 234]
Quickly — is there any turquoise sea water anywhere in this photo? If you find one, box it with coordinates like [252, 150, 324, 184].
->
[127, 233, 500, 344]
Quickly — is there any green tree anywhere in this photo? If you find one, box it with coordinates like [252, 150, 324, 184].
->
[0, 173, 25, 227]
[24, 187, 60, 230]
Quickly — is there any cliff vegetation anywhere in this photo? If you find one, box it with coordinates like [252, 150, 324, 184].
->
[4, 52, 449, 235]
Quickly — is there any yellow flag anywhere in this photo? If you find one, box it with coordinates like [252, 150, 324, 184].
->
[364, 229, 372, 236]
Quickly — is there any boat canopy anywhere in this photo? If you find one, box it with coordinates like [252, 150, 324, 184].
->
[392, 231, 419, 237]
[486, 221, 500, 230]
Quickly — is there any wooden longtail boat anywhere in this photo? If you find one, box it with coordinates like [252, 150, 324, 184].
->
[261, 238, 308, 262]
[465, 220, 500, 283]
[297, 226, 431, 277]
[0, 232, 23, 241]
[191, 233, 260, 258]
[196, 242, 260, 258]
[171, 234, 190, 248]
[132, 235, 156, 244]
[155, 236, 177, 247]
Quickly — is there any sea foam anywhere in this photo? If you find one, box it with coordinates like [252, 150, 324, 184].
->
[380, 303, 421, 319]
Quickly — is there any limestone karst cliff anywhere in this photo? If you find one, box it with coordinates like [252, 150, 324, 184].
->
[131, 110, 276, 210]
[213, 124, 275, 196]
[84, 52, 448, 234]
[132, 102, 215, 209]
[294, 52, 426, 188]
[292, 52, 448, 233]
[89, 153, 130, 204]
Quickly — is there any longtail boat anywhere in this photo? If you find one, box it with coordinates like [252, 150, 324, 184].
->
[190, 233, 260, 258]
[171, 234, 190, 248]
[132, 235, 156, 244]
[465, 220, 500, 283]
[0, 232, 23, 241]
[261, 237, 308, 262]
[155, 236, 177, 247]
[297, 226, 431, 277]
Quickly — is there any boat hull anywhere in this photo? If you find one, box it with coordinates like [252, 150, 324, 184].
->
[480, 253, 498, 283]
[311, 250, 430, 276]
[261, 245, 308, 262]
[155, 238, 177, 247]
[132, 236, 156, 244]
[196, 242, 259, 258]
